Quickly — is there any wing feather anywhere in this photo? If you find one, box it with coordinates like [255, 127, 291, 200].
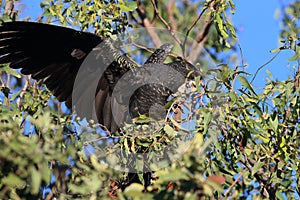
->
[0, 22, 103, 107]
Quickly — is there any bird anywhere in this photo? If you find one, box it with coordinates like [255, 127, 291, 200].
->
[0, 21, 200, 189]
[0, 21, 199, 132]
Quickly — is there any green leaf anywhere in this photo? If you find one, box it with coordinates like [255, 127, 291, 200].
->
[195, 75, 201, 92]
[275, 191, 285, 200]
[215, 15, 228, 39]
[251, 102, 263, 118]
[288, 47, 300, 61]
[202, 184, 213, 196]
[40, 1, 50, 8]
[0, 65, 22, 78]
[228, 0, 236, 13]
[137, 173, 144, 186]
[10, 89, 22, 101]
[124, 138, 130, 154]
[238, 76, 257, 95]
[157, 169, 188, 182]
[251, 160, 264, 176]
[0, 86, 10, 98]
[205, 180, 223, 192]
[132, 114, 151, 124]
[126, 1, 137, 11]
[228, 91, 237, 103]
[124, 183, 144, 197]
[244, 148, 252, 156]
[270, 116, 279, 132]
[42, 161, 51, 183]
[192, 132, 203, 147]
[135, 137, 152, 147]
[169, 118, 188, 132]
[164, 124, 177, 139]
[201, 109, 212, 134]
[266, 69, 273, 79]
[30, 166, 42, 194]
[281, 180, 291, 187]
[2, 173, 26, 188]
[130, 137, 136, 153]
[115, 2, 137, 12]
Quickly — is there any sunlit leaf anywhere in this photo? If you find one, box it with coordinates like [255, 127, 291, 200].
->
[238, 76, 257, 95]
[251, 160, 264, 176]
[124, 183, 144, 197]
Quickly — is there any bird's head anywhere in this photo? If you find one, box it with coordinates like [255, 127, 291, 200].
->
[166, 58, 200, 80]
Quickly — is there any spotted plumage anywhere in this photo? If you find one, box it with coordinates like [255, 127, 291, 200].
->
[0, 21, 199, 132]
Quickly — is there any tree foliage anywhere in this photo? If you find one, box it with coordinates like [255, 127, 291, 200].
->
[0, 0, 299, 199]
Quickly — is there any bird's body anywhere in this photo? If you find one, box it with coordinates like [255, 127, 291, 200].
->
[0, 21, 199, 132]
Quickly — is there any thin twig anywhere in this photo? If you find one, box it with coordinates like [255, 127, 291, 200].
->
[167, 0, 176, 31]
[250, 51, 281, 84]
[136, 0, 162, 47]
[187, 18, 213, 63]
[183, 5, 209, 56]
[224, 173, 243, 197]
[4, 0, 14, 18]
[238, 43, 246, 71]
[150, 0, 182, 46]
[17, 75, 31, 107]
[150, 0, 171, 30]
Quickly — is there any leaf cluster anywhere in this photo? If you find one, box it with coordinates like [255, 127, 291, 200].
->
[0, 1, 300, 200]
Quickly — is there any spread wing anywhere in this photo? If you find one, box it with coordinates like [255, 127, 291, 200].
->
[0, 21, 134, 132]
[0, 21, 102, 106]
[0, 22, 199, 133]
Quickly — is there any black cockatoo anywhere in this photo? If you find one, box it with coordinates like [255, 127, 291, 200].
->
[0, 21, 199, 132]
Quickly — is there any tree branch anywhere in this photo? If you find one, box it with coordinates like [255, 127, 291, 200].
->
[250, 51, 281, 84]
[241, 156, 276, 199]
[150, 0, 182, 46]
[184, 2, 214, 63]
[4, 0, 14, 18]
[136, 0, 162, 47]
[167, 0, 176, 31]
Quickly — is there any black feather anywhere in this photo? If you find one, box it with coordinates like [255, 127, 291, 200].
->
[0, 21, 200, 189]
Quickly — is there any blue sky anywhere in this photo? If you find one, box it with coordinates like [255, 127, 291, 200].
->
[17, 0, 297, 88]
[231, 0, 297, 88]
